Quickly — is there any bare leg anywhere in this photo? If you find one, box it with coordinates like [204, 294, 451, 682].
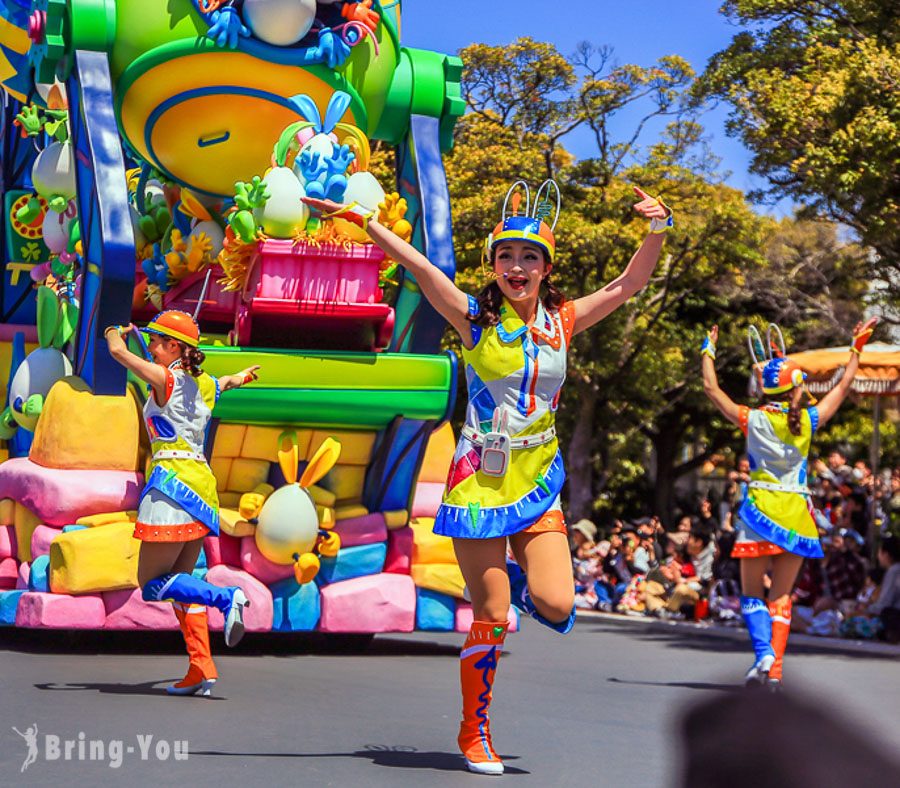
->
[740, 555, 770, 599]
[137, 541, 187, 588]
[173, 539, 204, 575]
[508, 530, 574, 624]
[452, 537, 510, 622]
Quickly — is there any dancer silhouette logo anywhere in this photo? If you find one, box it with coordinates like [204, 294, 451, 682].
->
[10, 726, 189, 770]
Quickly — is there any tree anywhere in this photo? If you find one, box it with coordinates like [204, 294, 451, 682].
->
[699, 1, 900, 309]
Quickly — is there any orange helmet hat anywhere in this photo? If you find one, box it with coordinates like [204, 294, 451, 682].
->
[748, 323, 815, 401]
[484, 179, 561, 264]
[145, 310, 200, 347]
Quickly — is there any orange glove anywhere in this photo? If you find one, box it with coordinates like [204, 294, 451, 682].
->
[851, 317, 877, 355]
[342, 0, 380, 29]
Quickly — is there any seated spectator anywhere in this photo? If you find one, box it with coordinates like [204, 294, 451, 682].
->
[644, 556, 701, 619]
[819, 529, 867, 609]
[867, 534, 900, 643]
[696, 498, 719, 537]
[839, 567, 885, 640]
[570, 518, 598, 560]
[686, 529, 715, 587]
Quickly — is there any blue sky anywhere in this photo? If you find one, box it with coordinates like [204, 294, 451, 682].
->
[400, 0, 789, 215]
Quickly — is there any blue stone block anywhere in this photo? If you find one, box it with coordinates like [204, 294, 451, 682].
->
[0, 590, 25, 626]
[270, 577, 321, 632]
[28, 554, 50, 592]
[192, 567, 208, 581]
[196, 546, 207, 569]
[415, 588, 455, 631]
[61, 525, 88, 533]
[316, 542, 387, 586]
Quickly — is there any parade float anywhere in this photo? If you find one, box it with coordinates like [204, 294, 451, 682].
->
[0, 0, 517, 636]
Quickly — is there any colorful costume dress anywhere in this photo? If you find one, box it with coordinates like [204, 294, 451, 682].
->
[732, 403, 823, 560]
[134, 362, 221, 542]
[434, 295, 575, 539]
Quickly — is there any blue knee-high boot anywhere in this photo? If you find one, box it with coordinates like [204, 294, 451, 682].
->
[741, 595, 775, 684]
[507, 559, 576, 635]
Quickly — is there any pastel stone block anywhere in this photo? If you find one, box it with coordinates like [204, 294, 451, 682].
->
[16, 561, 29, 590]
[196, 546, 207, 569]
[14, 503, 40, 562]
[320, 464, 367, 503]
[204, 533, 242, 568]
[219, 508, 256, 538]
[28, 554, 50, 592]
[49, 522, 140, 594]
[410, 563, 466, 599]
[192, 567, 207, 581]
[75, 511, 136, 527]
[206, 565, 273, 632]
[210, 458, 232, 491]
[242, 426, 311, 462]
[333, 513, 388, 548]
[103, 588, 179, 630]
[384, 527, 413, 575]
[411, 482, 445, 519]
[0, 590, 24, 625]
[16, 591, 107, 629]
[61, 525, 88, 533]
[319, 573, 416, 633]
[0, 498, 13, 525]
[317, 542, 387, 585]
[383, 509, 409, 530]
[270, 577, 321, 632]
[30, 377, 144, 471]
[240, 536, 294, 584]
[0, 556, 17, 589]
[416, 588, 455, 631]
[0, 457, 143, 526]
[30, 524, 62, 559]
[0, 524, 16, 559]
[309, 430, 375, 466]
[212, 423, 246, 458]
[455, 603, 519, 633]
[218, 491, 242, 509]
[419, 423, 456, 483]
[227, 458, 270, 493]
[410, 518, 457, 564]
[334, 503, 367, 520]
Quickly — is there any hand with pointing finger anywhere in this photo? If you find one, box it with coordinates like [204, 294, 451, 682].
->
[632, 187, 674, 234]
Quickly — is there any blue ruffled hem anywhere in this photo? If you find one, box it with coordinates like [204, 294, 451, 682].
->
[141, 465, 220, 536]
[737, 499, 823, 559]
[433, 452, 565, 539]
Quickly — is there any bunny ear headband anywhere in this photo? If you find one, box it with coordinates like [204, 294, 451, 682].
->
[748, 323, 809, 397]
[482, 179, 562, 267]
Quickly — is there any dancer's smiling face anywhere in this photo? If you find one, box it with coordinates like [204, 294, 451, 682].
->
[493, 241, 550, 303]
[147, 333, 182, 366]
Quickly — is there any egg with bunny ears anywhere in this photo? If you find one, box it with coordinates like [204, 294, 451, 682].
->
[242, 0, 317, 46]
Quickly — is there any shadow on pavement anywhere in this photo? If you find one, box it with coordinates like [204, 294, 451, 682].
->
[33, 680, 227, 699]
[190, 744, 530, 775]
[607, 676, 738, 692]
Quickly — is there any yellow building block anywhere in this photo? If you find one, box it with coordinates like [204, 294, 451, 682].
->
[14, 503, 40, 562]
[49, 522, 140, 594]
[0, 498, 14, 526]
[212, 424, 246, 458]
[210, 457, 232, 491]
[335, 504, 368, 521]
[241, 426, 312, 462]
[219, 508, 256, 538]
[219, 491, 242, 509]
[308, 485, 337, 508]
[320, 464, 367, 503]
[410, 563, 465, 599]
[308, 430, 376, 466]
[419, 422, 456, 484]
[226, 458, 270, 492]
[75, 511, 137, 527]
[317, 506, 335, 528]
[383, 509, 409, 530]
[411, 518, 457, 565]
[30, 377, 144, 471]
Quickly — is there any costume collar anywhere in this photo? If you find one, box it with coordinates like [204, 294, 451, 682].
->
[496, 298, 560, 347]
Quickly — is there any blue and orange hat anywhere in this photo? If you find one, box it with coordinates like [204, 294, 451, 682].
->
[145, 310, 200, 347]
[485, 180, 560, 262]
[748, 323, 811, 397]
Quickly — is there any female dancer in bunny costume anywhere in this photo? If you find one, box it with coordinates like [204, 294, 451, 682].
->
[306, 181, 671, 774]
[105, 310, 259, 696]
[701, 318, 876, 690]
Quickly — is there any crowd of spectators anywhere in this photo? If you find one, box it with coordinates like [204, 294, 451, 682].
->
[571, 451, 900, 644]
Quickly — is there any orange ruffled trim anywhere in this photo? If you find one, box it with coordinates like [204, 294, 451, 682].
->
[731, 540, 785, 559]
[133, 521, 210, 543]
[522, 509, 567, 534]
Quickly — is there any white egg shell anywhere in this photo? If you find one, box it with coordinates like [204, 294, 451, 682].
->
[254, 167, 309, 238]
[243, 0, 317, 46]
[9, 348, 73, 431]
[191, 220, 225, 257]
[255, 484, 320, 564]
[343, 171, 386, 213]
[31, 141, 76, 205]
[41, 209, 74, 254]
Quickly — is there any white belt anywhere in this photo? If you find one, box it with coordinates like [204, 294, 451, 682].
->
[461, 424, 556, 449]
[153, 450, 206, 462]
[748, 480, 810, 495]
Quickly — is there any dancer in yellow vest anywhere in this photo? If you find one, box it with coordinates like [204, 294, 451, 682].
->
[701, 318, 876, 690]
[105, 310, 260, 696]
[305, 182, 671, 774]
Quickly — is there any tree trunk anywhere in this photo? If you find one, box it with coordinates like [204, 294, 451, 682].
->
[566, 380, 598, 521]
[651, 425, 679, 529]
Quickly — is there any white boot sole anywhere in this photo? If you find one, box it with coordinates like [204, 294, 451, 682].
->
[465, 758, 504, 775]
[225, 589, 250, 647]
[744, 654, 775, 687]
[167, 678, 216, 697]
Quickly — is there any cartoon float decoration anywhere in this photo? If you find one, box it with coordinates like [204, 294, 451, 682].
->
[0, 1, 518, 638]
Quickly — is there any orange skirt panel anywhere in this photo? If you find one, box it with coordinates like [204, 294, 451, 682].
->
[521, 509, 567, 535]
[731, 540, 785, 559]
[133, 521, 210, 543]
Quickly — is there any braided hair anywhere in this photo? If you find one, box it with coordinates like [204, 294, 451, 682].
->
[178, 344, 205, 377]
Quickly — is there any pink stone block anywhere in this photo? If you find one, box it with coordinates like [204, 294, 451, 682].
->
[30, 524, 63, 559]
[333, 513, 388, 548]
[411, 481, 445, 519]
[0, 458, 143, 526]
[0, 556, 17, 589]
[203, 533, 242, 568]
[239, 536, 294, 584]
[454, 603, 518, 633]
[205, 565, 273, 632]
[15, 591, 107, 629]
[384, 526, 413, 575]
[16, 561, 29, 590]
[319, 573, 416, 633]
[103, 588, 179, 630]
[0, 524, 16, 560]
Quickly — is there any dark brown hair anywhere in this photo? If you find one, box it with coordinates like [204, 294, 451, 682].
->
[467, 247, 566, 327]
[179, 343, 205, 377]
[763, 386, 805, 437]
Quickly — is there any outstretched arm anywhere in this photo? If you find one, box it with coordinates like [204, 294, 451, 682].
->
[571, 187, 671, 336]
[302, 197, 472, 344]
[219, 365, 261, 393]
[814, 318, 877, 427]
[701, 326, 743, 427]
[105, 325, 168, 401]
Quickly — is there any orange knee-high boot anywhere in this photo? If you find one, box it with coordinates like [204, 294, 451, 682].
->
[768, 598, 792, 683]
[458, 620, 509, 775]
[169, 603, 218, 696]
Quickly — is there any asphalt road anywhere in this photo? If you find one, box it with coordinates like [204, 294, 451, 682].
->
[1, 617, 898, 787]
